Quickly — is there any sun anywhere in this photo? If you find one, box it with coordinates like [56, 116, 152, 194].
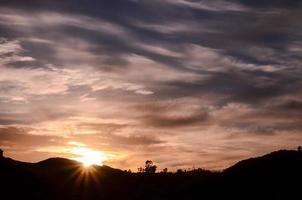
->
[71, 148, 106, 167]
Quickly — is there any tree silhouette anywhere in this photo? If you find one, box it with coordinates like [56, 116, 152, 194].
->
[137, 167, 144, 173]
[162, 168, 168, 173]
[298, 146, 302, 151]
[144, 160, 157, 173]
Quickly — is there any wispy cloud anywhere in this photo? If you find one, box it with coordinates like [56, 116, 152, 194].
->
[0, 0, 301, 171]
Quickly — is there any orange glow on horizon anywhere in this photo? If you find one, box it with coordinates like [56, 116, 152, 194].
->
[71, 147, 107, 167]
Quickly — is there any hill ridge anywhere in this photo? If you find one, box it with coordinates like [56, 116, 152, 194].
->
[1, 149, 302, 200]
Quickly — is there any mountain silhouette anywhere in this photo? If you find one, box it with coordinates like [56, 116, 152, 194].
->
[224, 150, 302, 176]
[221, 150, 302, 200]
[0, 149, 302, 200]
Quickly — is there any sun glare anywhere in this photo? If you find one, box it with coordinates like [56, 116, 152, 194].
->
[71, 148, 106, 167]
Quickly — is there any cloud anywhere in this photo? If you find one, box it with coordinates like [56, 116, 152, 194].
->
[0, 38, 35, 65]
[0, 40, 153, 103]
[164, 0, 249, 12]
[0, 0, 302, 170]
[228, 0, 302, 9]
[0, 127, 65, 150]
[142, 113, 207, 128]
[135, 100, 209, 128]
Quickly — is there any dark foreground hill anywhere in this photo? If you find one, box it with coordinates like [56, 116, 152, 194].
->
[1, 150, 302, 200]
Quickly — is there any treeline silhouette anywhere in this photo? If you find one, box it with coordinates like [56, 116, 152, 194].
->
[1, 148, 302, 200]
[136, 160, 212, 175]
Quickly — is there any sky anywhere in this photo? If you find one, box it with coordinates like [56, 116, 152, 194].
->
[0, 0, 302, 171]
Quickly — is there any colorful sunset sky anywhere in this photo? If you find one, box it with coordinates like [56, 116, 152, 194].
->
[0, 0, 302, 171]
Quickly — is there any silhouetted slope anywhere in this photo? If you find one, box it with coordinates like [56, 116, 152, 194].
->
[0, 150, 302, 200]
[224, 150, 302, 176]
[222, 150, 302, 200]
[0, 157, 51, 199]
[34, 157, 123, 174]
